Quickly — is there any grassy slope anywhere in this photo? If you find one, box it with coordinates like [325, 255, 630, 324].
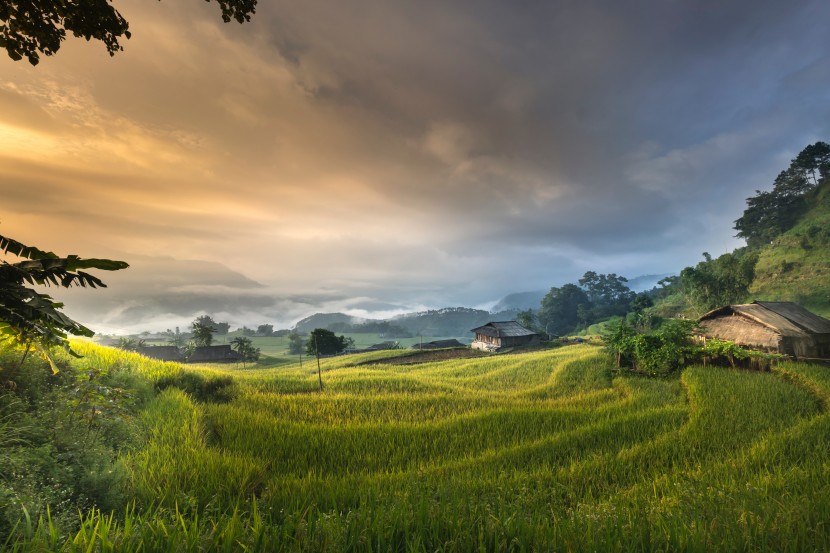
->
[750, 180, 830, 317]
[8, 342, 830, 551]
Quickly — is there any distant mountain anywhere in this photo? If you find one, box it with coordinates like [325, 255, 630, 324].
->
[625, 273, 675, 293]
[293, 307, 520, 338]
[293, 312, 367, 333]
[492, 290, 547, 312]
[393, 307, 518, 337]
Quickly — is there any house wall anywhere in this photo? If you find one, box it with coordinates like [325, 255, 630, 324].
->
[471, 333, 539, 350]
[698, 317, 782, 350]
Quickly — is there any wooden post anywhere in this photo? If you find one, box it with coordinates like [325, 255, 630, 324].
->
[314, 333, 323, 391]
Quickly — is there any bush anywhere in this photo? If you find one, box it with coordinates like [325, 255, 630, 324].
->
[155, 372, 236, 403]
[0, 346, 148, 536]
[603, 319, 698, 376]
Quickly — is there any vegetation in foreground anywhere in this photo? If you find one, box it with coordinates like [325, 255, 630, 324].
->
[1, 341, 829, 551]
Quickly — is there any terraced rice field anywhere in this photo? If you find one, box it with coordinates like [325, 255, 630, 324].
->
[12, 343, 830, 551]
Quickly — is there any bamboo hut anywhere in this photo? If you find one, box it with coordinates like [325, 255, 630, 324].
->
[698, 301, 830, 360]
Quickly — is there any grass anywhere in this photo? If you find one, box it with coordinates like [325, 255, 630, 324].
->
[5, 342, 830, 551]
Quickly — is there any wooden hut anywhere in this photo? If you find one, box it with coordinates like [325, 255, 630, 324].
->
[470, 321, 541, 352]
[698, 301, 830, 360]
[188, 345, 243, 363]
[136, 345, 184, 362]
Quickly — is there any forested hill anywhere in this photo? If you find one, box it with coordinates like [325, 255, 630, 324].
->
[750, 177, 830, 316]
[652, 141, 830, 319]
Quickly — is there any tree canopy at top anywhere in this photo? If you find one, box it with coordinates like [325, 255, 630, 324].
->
[0, 0, 257, 65]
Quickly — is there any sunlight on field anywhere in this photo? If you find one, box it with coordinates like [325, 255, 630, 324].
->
[12, 342, 830, 551]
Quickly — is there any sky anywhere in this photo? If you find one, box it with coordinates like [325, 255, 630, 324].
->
[1, 0, 829, 334]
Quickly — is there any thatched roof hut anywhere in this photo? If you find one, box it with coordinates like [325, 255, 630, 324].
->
[470, 321, 541, 352]
[136, 346, 184, 362]
[698, 301, 830, 359]
[188, 345, 243, 363]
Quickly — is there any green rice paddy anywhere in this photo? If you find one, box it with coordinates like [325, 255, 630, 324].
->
[7, 343, 830, 551]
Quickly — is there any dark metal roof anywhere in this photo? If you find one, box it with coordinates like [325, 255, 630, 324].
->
[188, 345, 243, 363]
[136, 345, 183, 362]
[699, 301, 830, 337]
[410, 339, 466, 350]
[470, 321, 538, 338]
[754, 301, 830, 334]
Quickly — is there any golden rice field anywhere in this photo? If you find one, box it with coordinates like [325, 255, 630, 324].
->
[9, 343, 830, 551]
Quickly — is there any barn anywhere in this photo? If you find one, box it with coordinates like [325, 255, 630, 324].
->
[698, 301, 830, 360]
[188, 345, 243, 363]
[470, 321, 541, 352]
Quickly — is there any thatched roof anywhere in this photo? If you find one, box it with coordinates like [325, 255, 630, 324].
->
[470, 321, 538, 338]
[699, 301, 830, 338]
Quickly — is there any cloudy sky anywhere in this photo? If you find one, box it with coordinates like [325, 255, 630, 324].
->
[1, 0, 829, 333]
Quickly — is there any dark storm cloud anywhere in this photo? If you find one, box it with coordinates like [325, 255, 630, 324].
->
[257, 0, 829, 259]
[2, 0, 829, 331]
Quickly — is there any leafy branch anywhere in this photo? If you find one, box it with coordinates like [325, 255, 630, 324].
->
[0, 233, 128, 371]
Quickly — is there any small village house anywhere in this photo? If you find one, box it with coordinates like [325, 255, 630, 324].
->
[410, 339, 466, 350]
[697, 301, 830, 360]
[470, 321, 541, 352]
[135, 345, 184, 362]
[188, 345, 243, 363]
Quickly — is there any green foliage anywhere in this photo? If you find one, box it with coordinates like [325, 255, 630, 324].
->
[230, 336, 260, 363]
[749, 178, 830, 317]
[603, 318, 698, 376]
[578, 271, 636, 319]
[538, 273, 637, 337]
[0, 345, 150, 535]
[735, 141, 829, 248]
[166, 327, 187, 348]
[0, 234, 127, 370]
[287, 331, 305, 355]
[116, 337, 145, 352]
[0, 0, 257, 65]
[190, 318, 216, 348]
[305, 328, 348, 356]
[515, 309, 539, 333]
[538, 283, 591, 336]
[678, 249, 758, 314]
[154, 371, 236, 403]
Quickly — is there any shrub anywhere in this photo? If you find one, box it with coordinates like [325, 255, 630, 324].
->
[603, 319, 698, 376]
[155, 372, 236, 403]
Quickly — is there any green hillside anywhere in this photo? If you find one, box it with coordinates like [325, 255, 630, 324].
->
[3, 342, 830, 551]
[647, 143, 829, 321]
[750, 179, 830, 317]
